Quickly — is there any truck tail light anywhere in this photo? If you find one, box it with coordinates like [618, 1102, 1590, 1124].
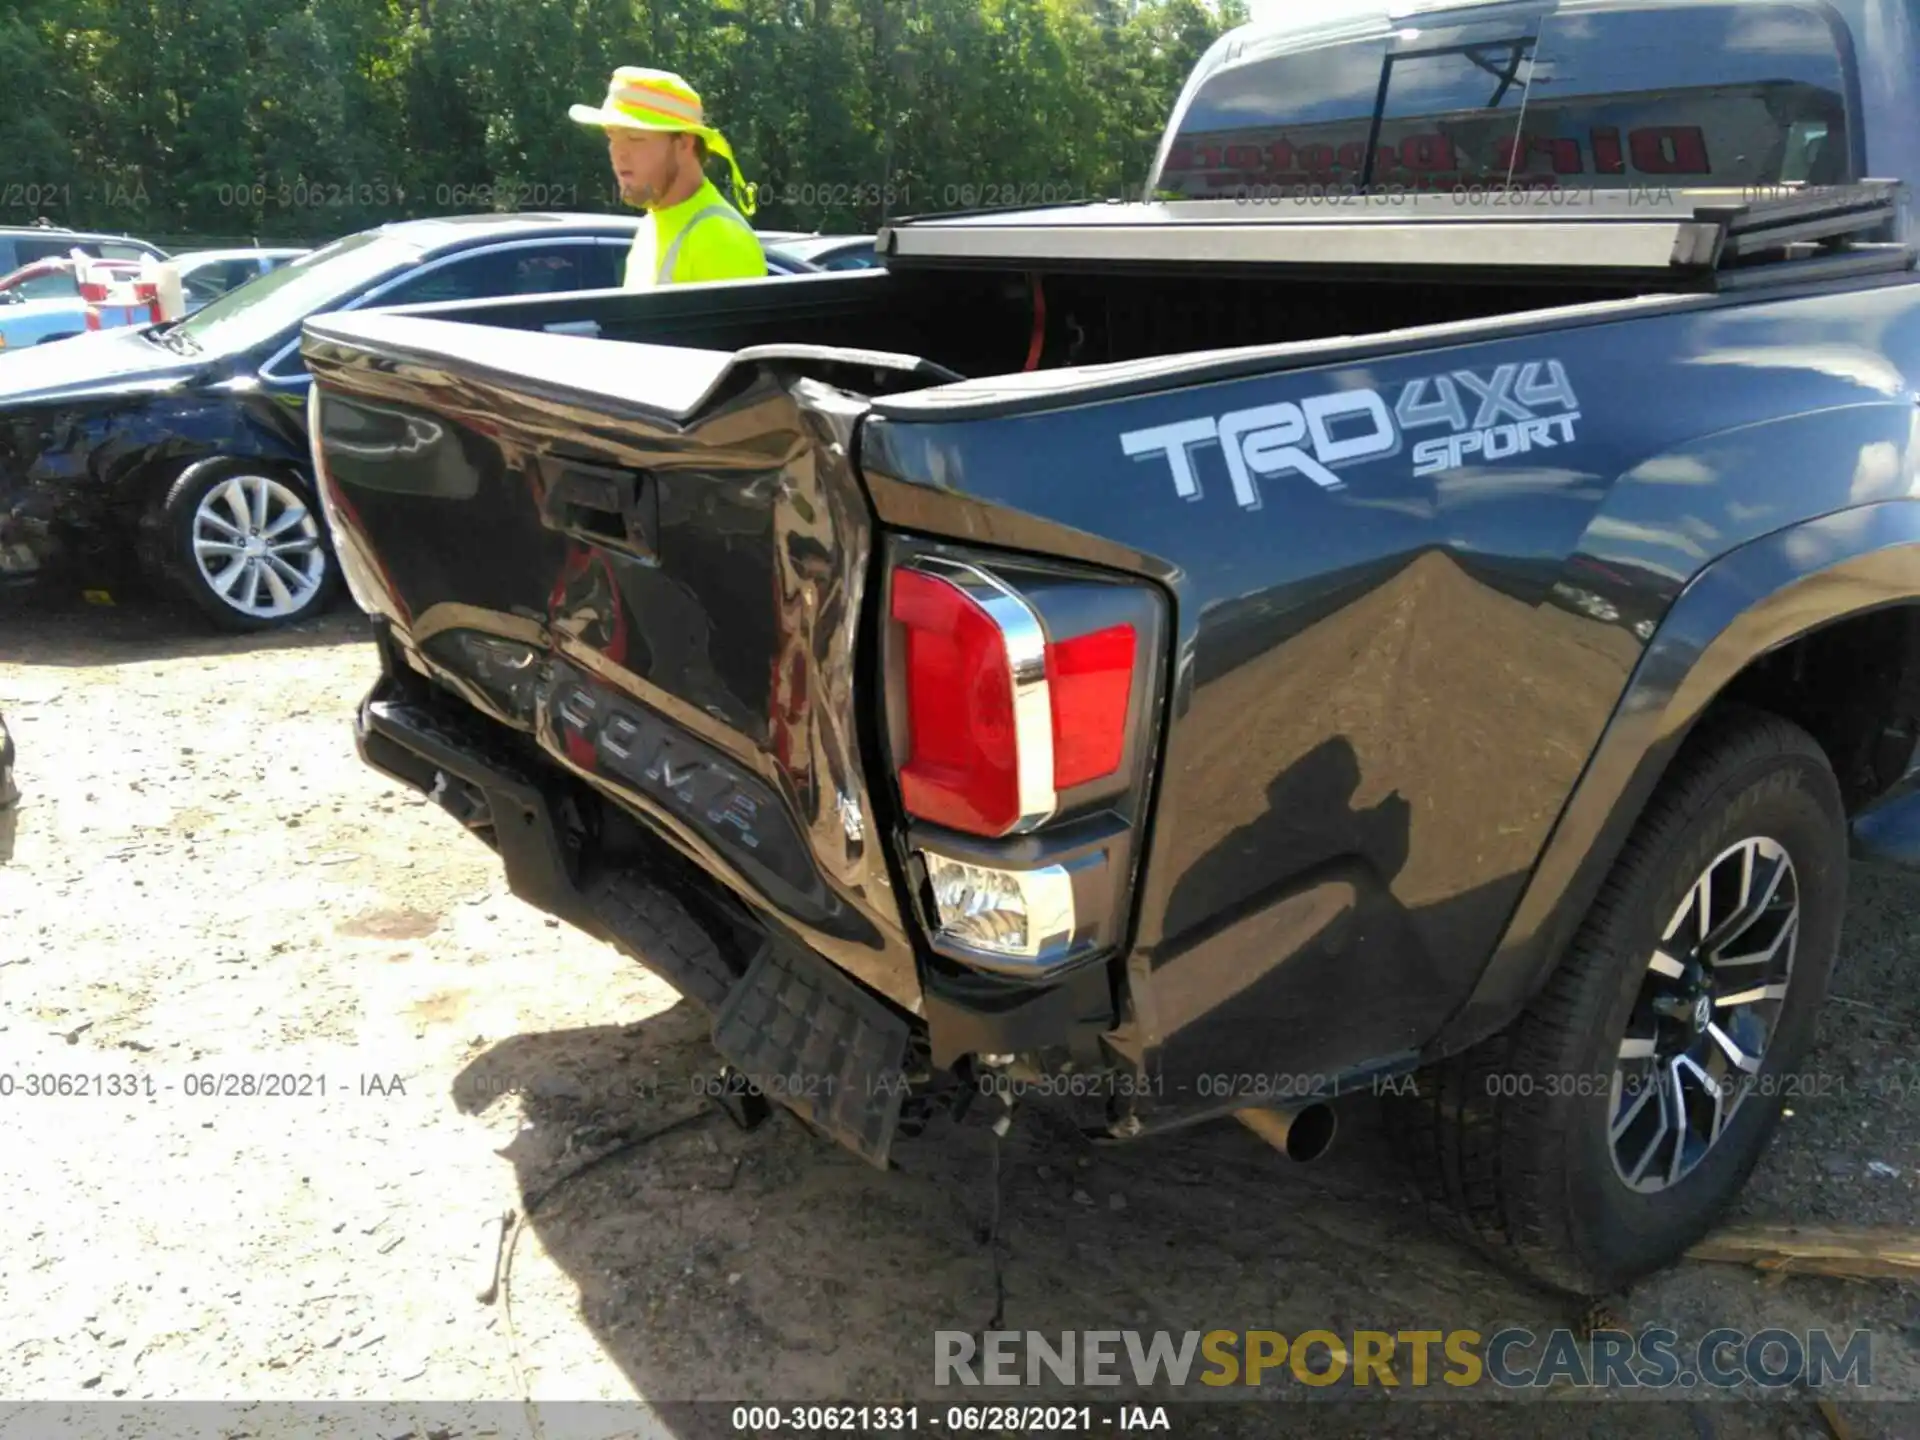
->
[1048, 624, 1135, 789]
[889, 562, 1136, 838]
[890, 566, 1032, 836]
[884, 546, 1165, 978]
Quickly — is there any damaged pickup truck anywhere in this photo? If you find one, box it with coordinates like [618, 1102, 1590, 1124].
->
[306, 0, 1920, 1296]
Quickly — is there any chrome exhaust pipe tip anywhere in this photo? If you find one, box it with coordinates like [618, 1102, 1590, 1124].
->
[1236, 1102, 1338, 1164]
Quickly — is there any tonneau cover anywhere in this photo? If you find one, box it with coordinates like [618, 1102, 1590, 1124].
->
[877, 183, 1909, 283]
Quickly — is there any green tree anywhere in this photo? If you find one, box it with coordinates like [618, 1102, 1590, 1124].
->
[0, 0, 1246, 245]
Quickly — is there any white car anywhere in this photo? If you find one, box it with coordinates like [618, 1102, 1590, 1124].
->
[168, 248, 310, 314]
[765, 233, 878, 270]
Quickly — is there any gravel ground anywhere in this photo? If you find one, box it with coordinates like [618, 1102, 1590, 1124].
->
[3, 595, 1920, 1440]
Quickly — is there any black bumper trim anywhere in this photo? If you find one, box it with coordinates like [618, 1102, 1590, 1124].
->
[350, 666, 1168, 1150]
[356, 679, 920, 1166]
[356, 691, 604, 939]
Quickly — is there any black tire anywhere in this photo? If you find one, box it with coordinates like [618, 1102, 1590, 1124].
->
[586, 872, 743, 1013]
[145, 461, 340, 633]
[1392, 707, 1848, 1296]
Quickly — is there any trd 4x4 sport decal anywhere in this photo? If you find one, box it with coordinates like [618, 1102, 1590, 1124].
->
[1120, 360, 1582, 508]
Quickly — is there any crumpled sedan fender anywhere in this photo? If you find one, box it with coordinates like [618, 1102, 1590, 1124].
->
[0, 389, 308, 583]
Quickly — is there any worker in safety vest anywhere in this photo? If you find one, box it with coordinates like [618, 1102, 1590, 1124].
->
[570, 67, 767, 289]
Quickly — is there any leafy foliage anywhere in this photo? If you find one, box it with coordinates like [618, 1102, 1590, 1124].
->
[2, 0, 1246, 244]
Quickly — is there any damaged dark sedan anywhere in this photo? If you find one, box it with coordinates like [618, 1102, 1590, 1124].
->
[0, 213, 659, 630]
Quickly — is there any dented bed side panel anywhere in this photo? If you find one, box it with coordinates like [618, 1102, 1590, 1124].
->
[306, 268, 1920, 1116]
[860, 276, 1920, 1105]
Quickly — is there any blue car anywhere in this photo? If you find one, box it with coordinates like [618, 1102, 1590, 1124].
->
[0, 256, 149, 349]
[0, 225, 167, 276]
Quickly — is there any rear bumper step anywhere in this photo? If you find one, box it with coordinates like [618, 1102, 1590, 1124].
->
[712, 946, 913, 1169]
[354, 681, 914, 1165]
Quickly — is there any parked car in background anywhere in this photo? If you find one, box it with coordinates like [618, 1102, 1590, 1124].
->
[167, 248, 310, 314]
[0, 226, 167, 275]
[0, 257, 146, 348]
[0, 212, 820, 632]
[766, 234, 877, 270]
[0, 256, 144, 301]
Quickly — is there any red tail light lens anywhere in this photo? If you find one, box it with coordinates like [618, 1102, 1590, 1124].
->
[891, 563, 1140, 837]
[1047, 624, 1136, 788]
[891, 568, 1021, 835]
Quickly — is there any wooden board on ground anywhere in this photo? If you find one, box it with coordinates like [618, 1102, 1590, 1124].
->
[1688, 1223, 1920, 1281]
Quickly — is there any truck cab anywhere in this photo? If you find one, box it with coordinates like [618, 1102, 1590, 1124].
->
[1151, 0, 1920, 215]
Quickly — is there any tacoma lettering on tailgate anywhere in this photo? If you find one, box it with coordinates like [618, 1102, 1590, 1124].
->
[547, 668, 829, 917]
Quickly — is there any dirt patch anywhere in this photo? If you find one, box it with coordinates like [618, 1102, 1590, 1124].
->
[3, 597, 1920, 1437]
[338, 906, 445, 941]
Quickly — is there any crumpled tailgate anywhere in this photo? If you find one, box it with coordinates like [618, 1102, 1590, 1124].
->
[302, 311, 924, 1015]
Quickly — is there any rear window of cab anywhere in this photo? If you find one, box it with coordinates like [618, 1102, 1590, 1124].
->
[1155, 1, 1859, 197]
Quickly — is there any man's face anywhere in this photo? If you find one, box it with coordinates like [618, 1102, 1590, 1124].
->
[607, 128, 687, 208]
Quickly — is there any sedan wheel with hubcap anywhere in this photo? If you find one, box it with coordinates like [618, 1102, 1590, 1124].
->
[150, 462, 340, 631]
[191, 473, 327, 621]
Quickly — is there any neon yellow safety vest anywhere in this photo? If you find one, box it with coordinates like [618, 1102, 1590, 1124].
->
[625, 178, 768, 288]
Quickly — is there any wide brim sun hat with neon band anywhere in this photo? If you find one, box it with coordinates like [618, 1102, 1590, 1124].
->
[570, 66, 756, 217]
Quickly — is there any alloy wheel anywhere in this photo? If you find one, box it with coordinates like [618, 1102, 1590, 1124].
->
[1609, 836, 1799, 1193]
[190, 474, 326, 620]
